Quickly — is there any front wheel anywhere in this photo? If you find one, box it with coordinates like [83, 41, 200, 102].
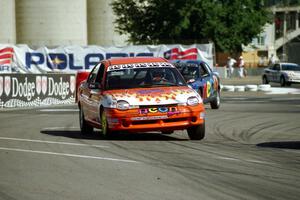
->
[262, 76, 269, 84]
[79, 107, 93, 134]
[210, 90, 220, 109]
[187, 122, 205, 140]
[101, 110, 113, 138]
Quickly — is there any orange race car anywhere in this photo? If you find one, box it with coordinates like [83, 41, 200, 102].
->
[77, 57, 206, 140]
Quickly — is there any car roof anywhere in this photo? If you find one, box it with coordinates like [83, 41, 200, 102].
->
[280, 62, 298, 66]
[107, 57, 168, 65]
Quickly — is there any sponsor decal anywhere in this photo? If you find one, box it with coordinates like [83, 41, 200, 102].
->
[206, 81, 211, 98]
[108, 62, 173, 71]
[1, 44, 213, 73]
[12, 77, 36, 101]
[139, 106, 177, 114]
[0, 74, 75, 108]
[70, 76, 76, 94]
[42, 76, 47, 95]
[36, 76, 41, 95]
[167, 111, 181, 117]
[4, 76, 11, 96]
[48, 77, 70, 99]
[0, 47, 14, 73]
[131, 115, 168, 121]
[26, 52, 154, 71]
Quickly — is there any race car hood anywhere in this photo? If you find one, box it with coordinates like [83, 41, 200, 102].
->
[102, 86, 201, 107]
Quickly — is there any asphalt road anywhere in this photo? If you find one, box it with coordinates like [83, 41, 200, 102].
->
[1, 92, 300, 200]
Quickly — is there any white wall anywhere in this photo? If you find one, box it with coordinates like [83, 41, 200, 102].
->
[87, 0, 128, 46]
[16, 0, 87, 46]
[0, 0, 16, 44]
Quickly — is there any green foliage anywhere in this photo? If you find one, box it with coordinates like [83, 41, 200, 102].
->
[111, 0, 271, 53]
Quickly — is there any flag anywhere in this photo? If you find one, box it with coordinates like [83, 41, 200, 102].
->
[0, 47, 14, 65]
[164, 47, 198, 60]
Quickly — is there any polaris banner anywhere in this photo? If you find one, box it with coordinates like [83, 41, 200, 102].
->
[0, 73, 75, 108]
[0, 44, 213, 73]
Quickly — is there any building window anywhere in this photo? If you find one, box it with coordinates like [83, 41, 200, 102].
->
[257, 35, 266, 46]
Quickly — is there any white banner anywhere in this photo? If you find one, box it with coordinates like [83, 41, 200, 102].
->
[0, 44, 213, 74]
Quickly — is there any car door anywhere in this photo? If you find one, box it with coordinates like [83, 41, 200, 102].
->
[199, 62, 214, 101]
[81, 63, 101, 121]
[88, 62, 106, 123]
[273, 64, 281, 83]
[264, 65, 274, 82]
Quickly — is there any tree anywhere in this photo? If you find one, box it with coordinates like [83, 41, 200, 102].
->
[111, 0, 271, 53]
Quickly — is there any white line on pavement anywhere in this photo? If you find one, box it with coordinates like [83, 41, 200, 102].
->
[214, 156, 273, 164]
[0, 147, 139, 163]
[0, 137, 109, 148]
[39, 109, 79, 112]
[214, 156, 240, 161]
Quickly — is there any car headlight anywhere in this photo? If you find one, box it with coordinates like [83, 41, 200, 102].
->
[286, 72, 295, 77]
[187, 96, 199, 106]
[116, 100, 130, 110]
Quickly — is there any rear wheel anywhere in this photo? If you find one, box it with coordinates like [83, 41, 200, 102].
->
[262, 76, 269, 84]
[280, 76, 286, 87]
[187, 122, 205, 140]
[79, 107, 93, 134]
[210, 90, 220, 109]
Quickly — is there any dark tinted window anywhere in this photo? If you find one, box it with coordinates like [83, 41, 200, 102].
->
[106, 67, 186, 90]
[173, 63, 199, 81]
[87, 63, 101, 84]
[282, 64, 300, 71]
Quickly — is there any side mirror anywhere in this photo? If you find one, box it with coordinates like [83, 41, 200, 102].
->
[89, 82, 101, 89]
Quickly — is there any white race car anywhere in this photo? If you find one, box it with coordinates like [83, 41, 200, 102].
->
[262, 63, 300, 86]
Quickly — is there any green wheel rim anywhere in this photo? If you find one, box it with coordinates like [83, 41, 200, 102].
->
[101, 112, 107, 135]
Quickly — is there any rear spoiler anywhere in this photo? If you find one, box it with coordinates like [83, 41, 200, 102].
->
[75, 71, 90, 102]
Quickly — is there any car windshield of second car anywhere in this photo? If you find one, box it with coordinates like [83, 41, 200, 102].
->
[105, 67, 186, 90]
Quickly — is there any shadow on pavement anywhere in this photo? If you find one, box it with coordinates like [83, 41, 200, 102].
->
[40, 129, 187, 141]
[257, 141, 300, 149]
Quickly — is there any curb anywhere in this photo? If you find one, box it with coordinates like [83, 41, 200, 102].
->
[221, 84, 271, 92]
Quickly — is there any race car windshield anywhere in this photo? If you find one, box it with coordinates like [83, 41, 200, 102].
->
[173, 63, 200, 81]
[106, 67, 186, 90]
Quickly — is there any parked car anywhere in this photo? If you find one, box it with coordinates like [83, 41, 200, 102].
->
[262, 62, 300, 86]
[171, 60, 221, 109]
[76, 57, 206, 140]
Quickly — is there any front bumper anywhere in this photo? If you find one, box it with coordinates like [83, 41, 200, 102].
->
[105, 104, 205, 132]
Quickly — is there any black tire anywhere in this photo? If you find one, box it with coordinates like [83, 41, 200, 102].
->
[161, 131, 174, 135]
[79, 107, 93, 134]
[210, 90, 220, 109]
[187, 122, 205, 140]
[286, 82, 291, 86]
[198, 88, 203, 98]
[262, 76, 269, 84]
[101, 110, 113, 138]
[280, 76, 286, 87]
